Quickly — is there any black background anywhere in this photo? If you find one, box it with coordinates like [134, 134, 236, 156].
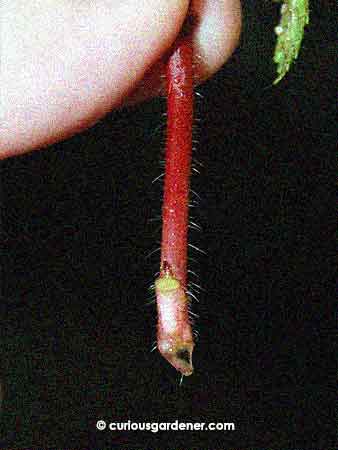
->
[1, 1, 336, 448]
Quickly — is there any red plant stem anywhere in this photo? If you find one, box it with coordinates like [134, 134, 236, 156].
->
[155, 18, 195, 376]
[161, 33, 194, 288]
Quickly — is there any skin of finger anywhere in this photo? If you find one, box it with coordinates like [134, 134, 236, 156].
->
[123, 0, 242, 107]
[0, 0, 190, 159]
[191, 0, 242, 80]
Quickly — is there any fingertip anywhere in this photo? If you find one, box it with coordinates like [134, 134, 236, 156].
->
[191, 0, 242, 81]
[122, 0, 242, 107]
[0, 0, 190, 158]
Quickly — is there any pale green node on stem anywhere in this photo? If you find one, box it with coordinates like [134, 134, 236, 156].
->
[273, 0, 310, 84]
[155, 275, 180, 293]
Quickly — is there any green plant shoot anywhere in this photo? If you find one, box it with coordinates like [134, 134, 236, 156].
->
[273, 0, 310, 84]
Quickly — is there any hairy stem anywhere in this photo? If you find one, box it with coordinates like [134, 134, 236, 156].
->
[155, 16, 195, 376]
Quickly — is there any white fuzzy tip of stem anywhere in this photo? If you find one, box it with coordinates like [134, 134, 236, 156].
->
[155, 271, 194, 376]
